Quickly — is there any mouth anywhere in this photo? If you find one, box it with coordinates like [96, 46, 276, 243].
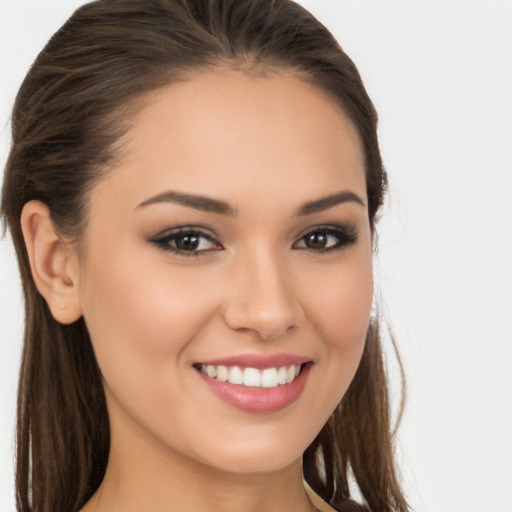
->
[193, 355, 312, 413]
[194, 362, 304, 388]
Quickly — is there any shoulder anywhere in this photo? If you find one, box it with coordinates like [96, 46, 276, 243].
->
[304, 483, 337, 512]
[304, 482, 371, 512]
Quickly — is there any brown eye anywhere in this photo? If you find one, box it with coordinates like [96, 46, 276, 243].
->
[303, 231, 329, 249]
[150, 227, 222, 256]
[293, 226, 358, 252]
[174, 233, 202, 251]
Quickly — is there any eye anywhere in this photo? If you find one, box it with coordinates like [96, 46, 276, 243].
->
[149, 227, 222, 256]
[293, 225, 358, 252]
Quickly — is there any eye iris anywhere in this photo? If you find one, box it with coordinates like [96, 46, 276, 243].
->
[175, 233, 200, 251]
[305, 231, 328, 249]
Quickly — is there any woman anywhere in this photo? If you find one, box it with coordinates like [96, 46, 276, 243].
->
[1, 1, 408, 511]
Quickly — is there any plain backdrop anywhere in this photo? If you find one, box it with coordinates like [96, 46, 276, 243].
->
[1, 1, 511, 511]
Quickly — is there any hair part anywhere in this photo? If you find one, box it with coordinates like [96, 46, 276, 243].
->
[1, 1, 407, 511]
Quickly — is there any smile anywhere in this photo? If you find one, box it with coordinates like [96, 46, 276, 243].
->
[198, 363, 301, 388]
[194, 354, 312, 413]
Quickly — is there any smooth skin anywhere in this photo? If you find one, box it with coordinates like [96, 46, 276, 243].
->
[21, 70, 373, 512]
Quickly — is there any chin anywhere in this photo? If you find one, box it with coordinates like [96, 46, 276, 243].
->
[186, 429, 312, 475]
[202, 449, 301, 475]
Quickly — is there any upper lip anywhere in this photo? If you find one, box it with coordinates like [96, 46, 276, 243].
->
[195, 353, 311, 369]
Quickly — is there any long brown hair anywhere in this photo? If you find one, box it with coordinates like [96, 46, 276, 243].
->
[1, 1, 408, 511]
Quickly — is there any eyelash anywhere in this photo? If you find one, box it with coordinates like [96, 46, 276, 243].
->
[149, 224, 358, 258]
[293, 225, 358, 252]
[149, 227, 221, 258]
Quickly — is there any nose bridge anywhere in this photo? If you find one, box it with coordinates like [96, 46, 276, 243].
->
[223, 244, 300, 340]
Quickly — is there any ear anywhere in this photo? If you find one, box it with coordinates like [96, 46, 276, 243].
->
[20, 200, 83, 324]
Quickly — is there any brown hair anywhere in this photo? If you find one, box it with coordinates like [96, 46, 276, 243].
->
[1, 1, 408, 511]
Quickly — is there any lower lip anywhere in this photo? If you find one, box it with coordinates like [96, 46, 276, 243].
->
[196, 364, 311, 413]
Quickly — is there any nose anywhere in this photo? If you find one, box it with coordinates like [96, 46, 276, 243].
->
[222, 250, 302, 341]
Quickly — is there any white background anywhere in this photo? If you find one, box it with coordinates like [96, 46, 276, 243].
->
[1, 1, 511, 511]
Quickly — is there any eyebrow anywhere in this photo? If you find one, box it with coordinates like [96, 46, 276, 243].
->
[295, 191, 365, 215]
[136, 189, 365, 216]
[136, 190, 237, 216]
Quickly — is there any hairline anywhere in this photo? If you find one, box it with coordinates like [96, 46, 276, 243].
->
[72, 62, 367, 258]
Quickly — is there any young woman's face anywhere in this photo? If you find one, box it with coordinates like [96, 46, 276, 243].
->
[75, 70, 373, 474]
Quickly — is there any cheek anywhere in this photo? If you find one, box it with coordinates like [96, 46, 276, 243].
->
[77, 248, 224, 449]
[306, 255, 373, 352]
[300, 252, 373, 418]
[78, 246, 217, 383]
[324, 271, 372, 350]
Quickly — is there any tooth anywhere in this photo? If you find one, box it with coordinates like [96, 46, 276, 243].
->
[228, 366, 243, 385]
[277, 366, 287, 385]
[286, 365, 295, 384]
[216, 365, 228, 382]
[261, 368, 278, 388]
[203, 363, 302, 386]
[243, 367, 261, 387]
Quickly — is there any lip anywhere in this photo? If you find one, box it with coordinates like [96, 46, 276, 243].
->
[194, 358, 312, 413]
[196, 352, 311, 370]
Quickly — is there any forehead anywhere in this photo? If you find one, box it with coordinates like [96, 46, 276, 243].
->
[93, 70, 366, 213]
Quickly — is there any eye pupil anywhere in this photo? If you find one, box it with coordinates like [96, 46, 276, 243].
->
[176, 234, 200, 251]
[305, 231, 328, 249]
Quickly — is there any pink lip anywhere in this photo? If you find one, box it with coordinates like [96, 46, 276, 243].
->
[195, 360, 312, 413]
[196, 352, 311, 370]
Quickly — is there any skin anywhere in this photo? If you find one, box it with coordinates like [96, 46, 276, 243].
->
[22, 70, 373, 512]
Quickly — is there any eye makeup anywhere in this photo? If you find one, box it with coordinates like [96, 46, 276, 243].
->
[293, 224, 359, 253]
[148, 226, 223, 257]
[147, 222, 359, 258]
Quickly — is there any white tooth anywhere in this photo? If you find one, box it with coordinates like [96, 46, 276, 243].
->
[216, 365, 228, 382]
[201, 364, 207, 375]
[295, 364, 301, 378]
[261, 368, 278, 388]
[277, 366, 288, 385]
[228, 366, 243, 385]
[206, 365, 217, 378]
[243, 367, 261, 387]
[286, 365, 295, 384]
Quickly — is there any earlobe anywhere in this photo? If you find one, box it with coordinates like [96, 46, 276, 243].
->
[20, 200, 83, 324]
